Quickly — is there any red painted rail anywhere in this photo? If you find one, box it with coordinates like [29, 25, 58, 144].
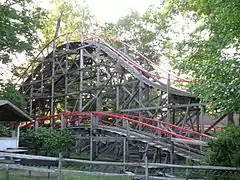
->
[84, 33, 190, 82]
[19, 111, 213, 141]
[122, 114, 212, 139]
[93, 112, 192, 140]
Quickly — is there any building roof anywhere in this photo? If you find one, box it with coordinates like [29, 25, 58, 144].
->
[0, 100, 32, 121]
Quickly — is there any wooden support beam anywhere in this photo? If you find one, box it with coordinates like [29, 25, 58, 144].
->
[204, 114, 227, 134]
[171, 138, 208, 146]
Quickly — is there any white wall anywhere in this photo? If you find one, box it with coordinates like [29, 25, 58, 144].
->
[0, 137, 18, 150]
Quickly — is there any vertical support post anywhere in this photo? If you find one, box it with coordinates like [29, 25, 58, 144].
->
[40, 55, 44, 115]
[95, 46, 101, 127]
[172, 108, 176, 125]
[35, 120, 38, 130]
[158, 148, 162, 163]
[29, 67, 33, 117]
[123, 138, 126, 171]
[139, 81, 143, 130]
[61, 114, 65, 130]
[4, 165, 9, 180]
[48, 166, 50, 178]
[185, 166, 189, 180]
[196, 113, 200, 132]
[64, 33, 69, 113]
[144, 155, 149, 180]
[96, 46, 101, 113]
[157, 120, 161, 137]
[58, 152, 62, 180]
[200, 106, 204, 132]
[167, 73, 171, 123]
[123, 118, 129, 170]
[200, 105, 204, 152]
[116, 73, 120, 112]
[167, 73, 174, 165]
[90, 114, 94, 162]
[16, 126, 20, 148]
[51, 39, 56, 127]
[79, 34, 84, 112]
[170, 141, 174, 164]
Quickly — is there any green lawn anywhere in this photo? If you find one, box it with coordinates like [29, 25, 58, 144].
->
[0, 170, 131, 180]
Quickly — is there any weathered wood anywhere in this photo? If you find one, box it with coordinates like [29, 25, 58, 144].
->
[4, 164, 9, 180]
[58, 152, 62, 180]
[0, 153, 239, 171]
[204, 114, 227, 134]
[144, 155, 149, 180]
[171, 138, 208, 146]
[18, 35, 210, 164]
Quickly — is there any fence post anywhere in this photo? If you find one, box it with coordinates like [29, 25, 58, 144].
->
[144, 155, 149, 180]
[185, 167, 189, 180]
[58, 152, 62, 180]
[4, 164, 9, 180]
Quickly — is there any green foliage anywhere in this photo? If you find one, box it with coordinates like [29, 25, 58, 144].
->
[101, 6, 170, 64]
[206, 124, 240, 167]
[164, 0, 240, 115]
[0, 0, 43, 63]
[20, 127, 76, 156]
[0, 124, 10, 137]
[0, 84, 27, 111]
[40, 0, 96, 47]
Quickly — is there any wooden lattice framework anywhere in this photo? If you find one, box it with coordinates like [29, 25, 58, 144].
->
[19, 34, 207, 163]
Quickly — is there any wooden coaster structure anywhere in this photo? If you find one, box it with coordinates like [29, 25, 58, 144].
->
[18, 32, 210, 164]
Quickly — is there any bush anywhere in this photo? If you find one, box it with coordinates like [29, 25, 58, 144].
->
[206, 123, 240, 167]
[20, 127, 76, 156]
[0, 124, 10, 137]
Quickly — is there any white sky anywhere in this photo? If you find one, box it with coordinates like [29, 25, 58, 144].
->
[2, 0, 194, 82]
[37, 0, 161, 23]
[1, 0, 161, 79]
[86, 0, 161, 23]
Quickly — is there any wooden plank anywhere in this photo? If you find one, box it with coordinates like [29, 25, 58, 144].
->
[171, 138, 208, 146]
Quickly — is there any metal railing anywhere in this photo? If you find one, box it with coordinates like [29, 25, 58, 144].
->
[0, 152, 239, 180]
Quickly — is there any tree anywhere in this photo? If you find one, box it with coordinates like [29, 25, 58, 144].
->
[0, 83, 27, 111]
[0, 0, 42, 63]
[206, 124, 240, 167]
[40, 0, 97, 47]
[164, 0, 240, 115]
[101, 7, 170, 64]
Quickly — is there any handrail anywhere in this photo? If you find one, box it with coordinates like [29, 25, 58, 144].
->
[19, 30, 190, 86]
[93, 112, 192, 140]
[88, 34, 190, 82]
[84, 34, 188, 82]
[122, 114, 212, 139]
[20, 111, 214, 140]
[20, 111, 194, 140]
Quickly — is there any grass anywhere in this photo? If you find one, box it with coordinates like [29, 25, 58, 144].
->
[0, 170, 131, 180]
[0, 153, 130, 180]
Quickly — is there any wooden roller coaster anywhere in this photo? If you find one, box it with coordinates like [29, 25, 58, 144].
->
[17, 32, 211, 164]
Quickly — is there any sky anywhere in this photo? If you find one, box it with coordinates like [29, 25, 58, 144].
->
[1, 0, 194, 82]
[0, 0, 161, 79]
[85, 0, 161, 23]
[36, 0, 161, 23]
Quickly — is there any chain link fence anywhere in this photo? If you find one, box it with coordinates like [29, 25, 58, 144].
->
[0, 166, 130, 180]
[0, 152, 239, 180]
